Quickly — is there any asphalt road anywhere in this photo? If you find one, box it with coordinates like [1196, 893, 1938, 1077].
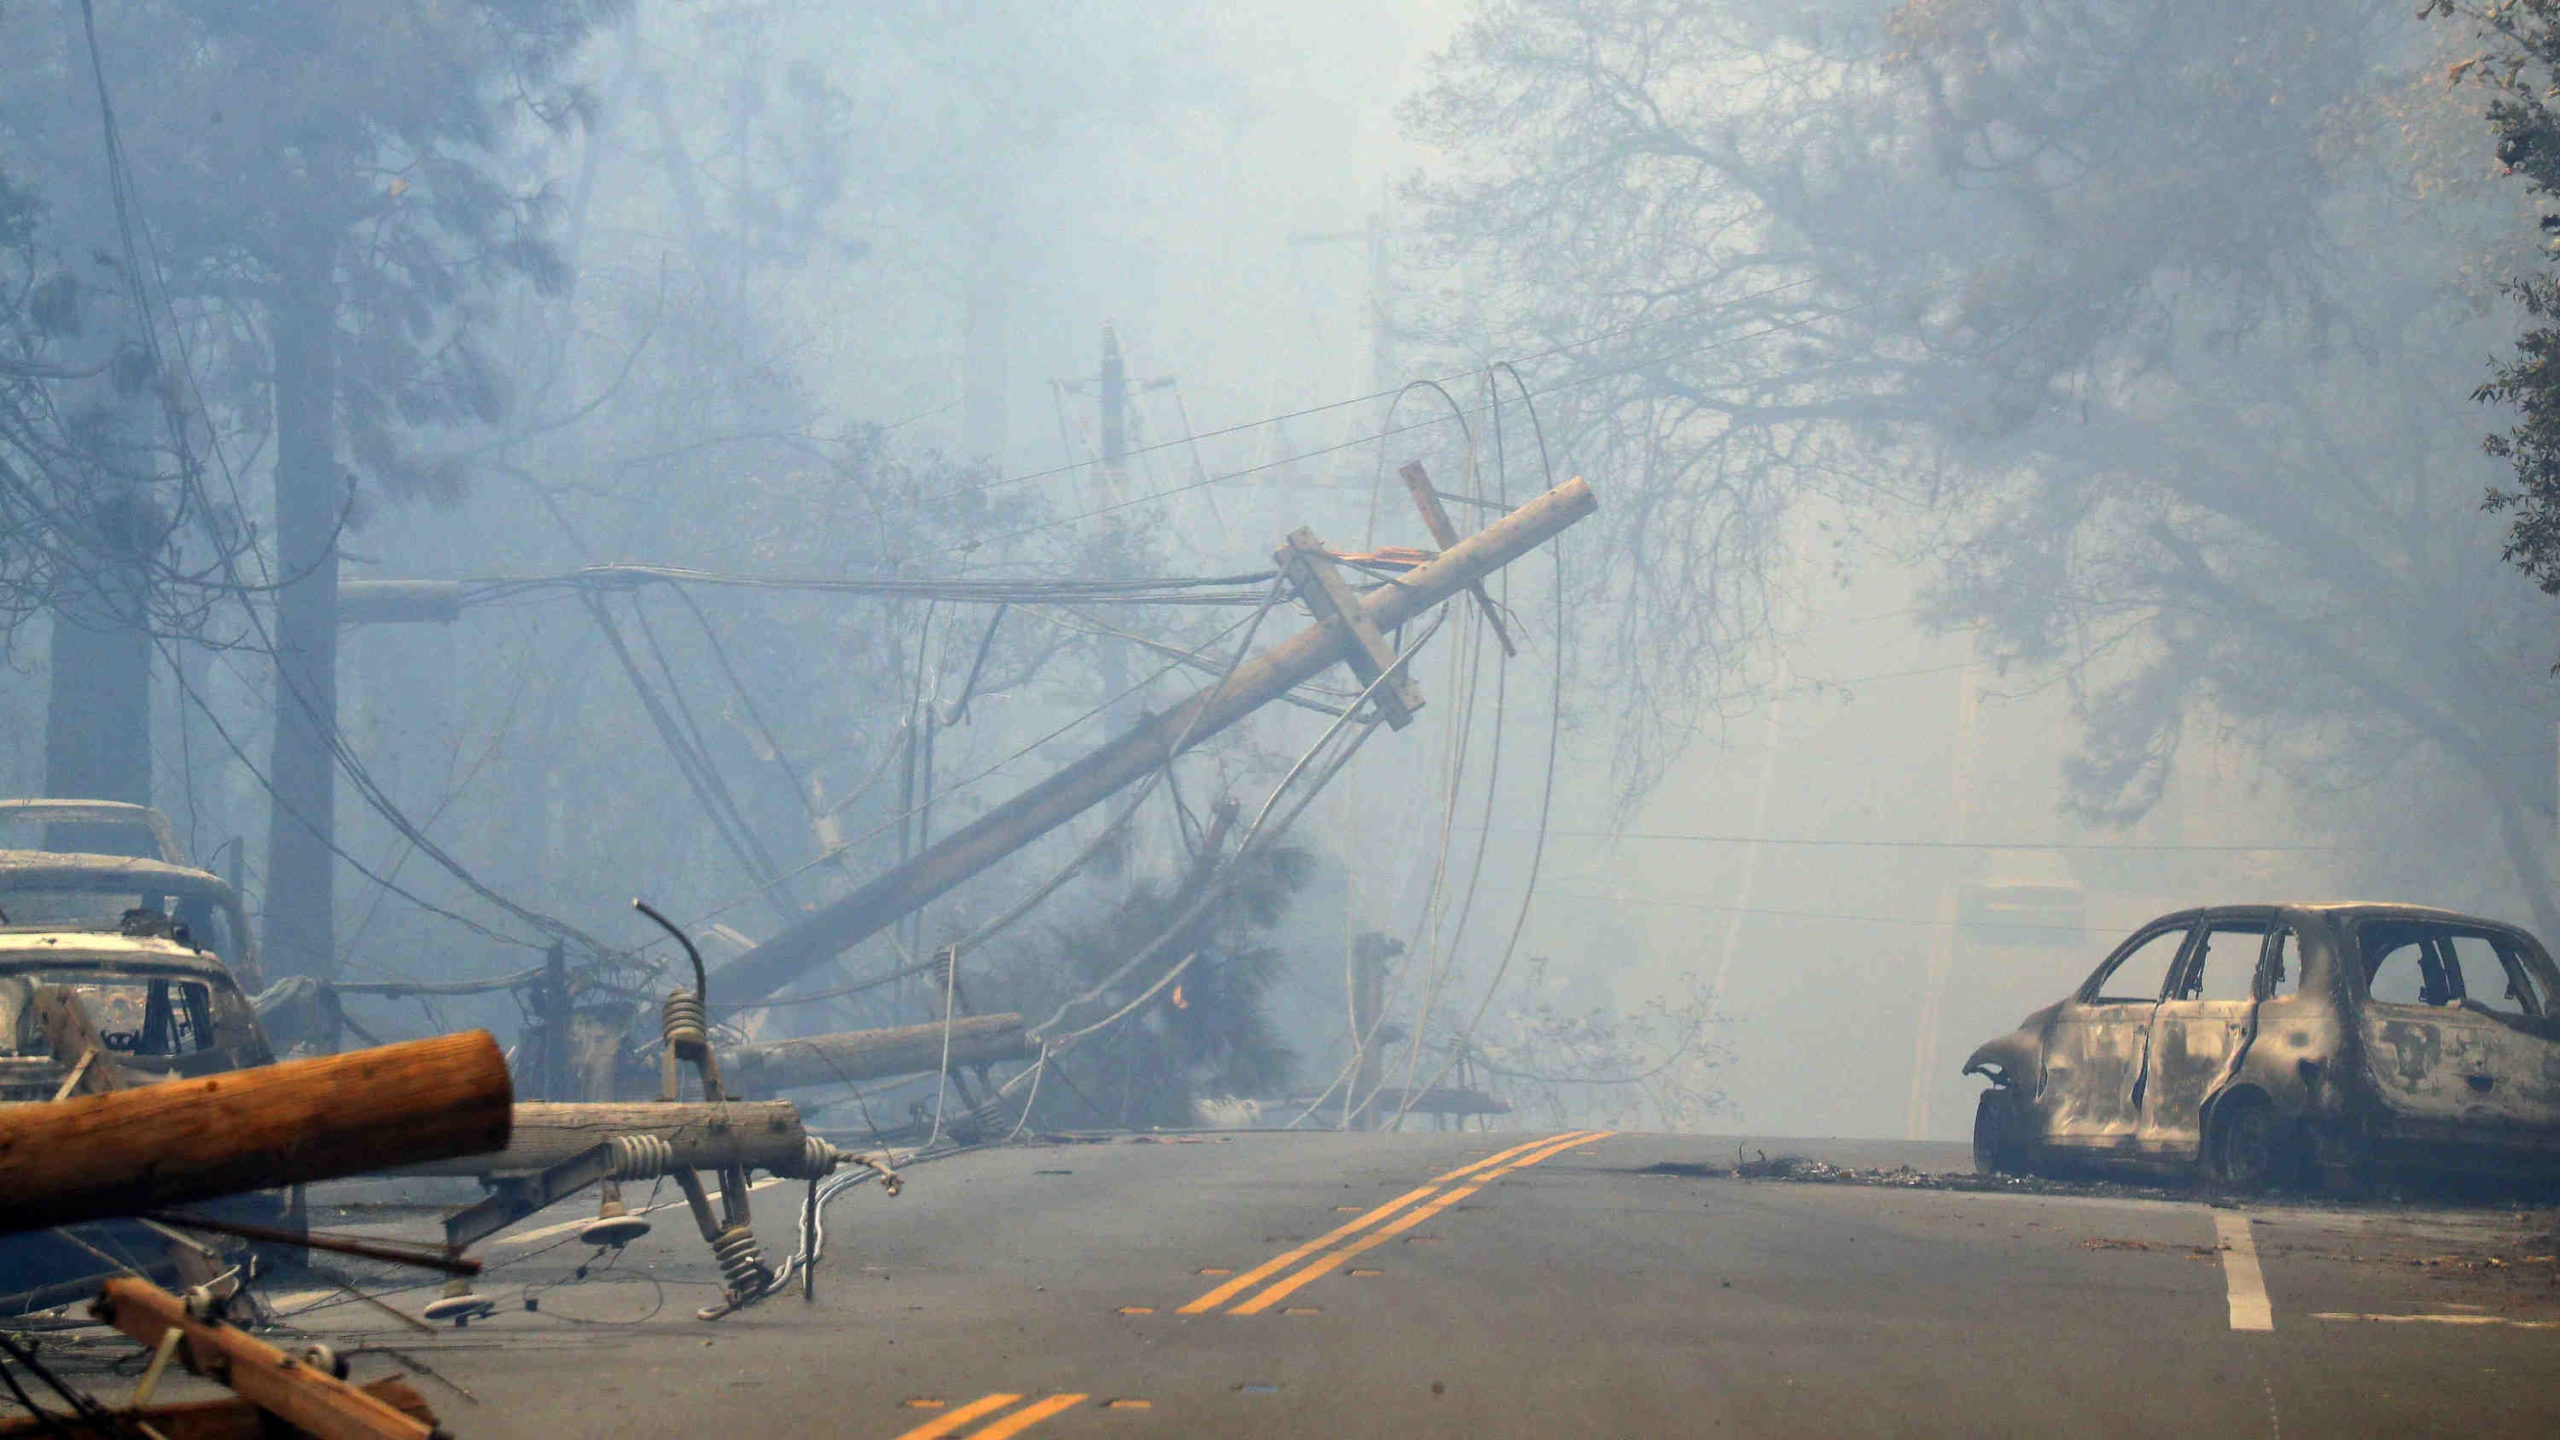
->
[43, 1130, 2560, 1438]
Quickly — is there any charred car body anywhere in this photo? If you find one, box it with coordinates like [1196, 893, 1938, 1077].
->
[1965, 904, 2560, 1189]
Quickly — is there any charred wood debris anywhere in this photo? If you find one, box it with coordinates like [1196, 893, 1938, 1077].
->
[0, 478, 1595, 1439]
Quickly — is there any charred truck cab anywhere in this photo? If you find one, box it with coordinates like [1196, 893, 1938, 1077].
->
[1965, 903, 2560, 1190]
[0, 924, 295, 1314]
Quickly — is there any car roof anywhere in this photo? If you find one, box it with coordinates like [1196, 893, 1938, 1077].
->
[0, 800, 184, 863]
[0, 849, 236, 898]
[2143, 902, 2538, 932]
[0, 800, 168, 820]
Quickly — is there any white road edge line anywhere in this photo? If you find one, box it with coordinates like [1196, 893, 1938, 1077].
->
[2214, 1210, 2273, 1331]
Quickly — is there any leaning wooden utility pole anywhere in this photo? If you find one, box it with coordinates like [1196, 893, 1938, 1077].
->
[711, 476, 1597, 1007]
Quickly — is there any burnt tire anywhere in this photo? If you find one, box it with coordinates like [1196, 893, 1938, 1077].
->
[2209, 1094, 2295, 1193]
[1972, 1089, 2028, 1175]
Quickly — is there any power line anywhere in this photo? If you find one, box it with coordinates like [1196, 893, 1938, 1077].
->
[896, 139, 2326, 553]
[155, 636, 551, 952]
[934, 273, 1818, 512]
[652, 601, 1286, 943]
[958, 285, 1896, 552]
[70, 13, 609, 968]
[451, 563, 1284, 609]
[1379, 362, 1564, 1131]
[581, 589, 796, 922]
[1537, 888, 2122, 935]
[1543, 831, 2341, 854]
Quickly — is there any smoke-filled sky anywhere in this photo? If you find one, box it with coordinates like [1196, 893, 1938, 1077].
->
[6, 0, 2557, 1142]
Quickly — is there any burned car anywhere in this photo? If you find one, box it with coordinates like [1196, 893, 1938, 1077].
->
[0, 923, 291, 1314]
[1964, 904, 2560, 1190]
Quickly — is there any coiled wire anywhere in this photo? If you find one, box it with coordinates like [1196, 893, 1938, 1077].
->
[709, 1226, 770, 1298]
[662, 992, 708, 1052]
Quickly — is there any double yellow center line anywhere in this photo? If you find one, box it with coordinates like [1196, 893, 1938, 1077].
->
[894, 1393, 1087, 1440]
[1179, 1130, 1611, 1316]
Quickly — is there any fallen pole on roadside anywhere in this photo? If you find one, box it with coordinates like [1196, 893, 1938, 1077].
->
[387, 1099, 819, 1178]
[722, 1013, 1035, 1095]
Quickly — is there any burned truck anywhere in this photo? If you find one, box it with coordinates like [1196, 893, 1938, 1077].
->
[1965, 903, 2560, 1190]
[0, 917, 292, 1314]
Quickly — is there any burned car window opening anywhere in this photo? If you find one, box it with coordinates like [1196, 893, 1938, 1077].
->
[2092, 926, 2187, 1003]
[2359, 921, 2549, 1016]
[2445, 933, 2541, 1018]
[4, 977, 219, 1058]
[2176, 922, 2267, 1003]
[2365, 930, 2449, 1006]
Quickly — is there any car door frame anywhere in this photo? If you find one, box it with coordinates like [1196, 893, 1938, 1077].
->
[2138, 908, 2277, 1160]
[2351, 916, 2560, 1139]
[2038, 916, 2199, 1155]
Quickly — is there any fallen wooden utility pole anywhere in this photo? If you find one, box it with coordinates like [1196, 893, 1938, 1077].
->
[0, 1032, 511, 1234]
[388, 1099, 818, 1178]
[90, 1277, 436, 1440]
[712, 476, 1598, 1007]
[380, 1097, 859, 1256]
[721, 1014, 1034, 1095]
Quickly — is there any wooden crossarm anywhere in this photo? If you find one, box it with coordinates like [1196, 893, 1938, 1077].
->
[92, 1278, 438, 1440]
[1399, 462, 1517, 656]
[1274, 529, 1425, 730]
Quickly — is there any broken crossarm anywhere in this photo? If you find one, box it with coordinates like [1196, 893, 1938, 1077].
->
[1275, 529, 1425, 730]
[1399, 461, 1516, 656]
[90, 1277, 437, 1440]
[385, 1100, 830, 1241]
[403, 1087, 884, 1319]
